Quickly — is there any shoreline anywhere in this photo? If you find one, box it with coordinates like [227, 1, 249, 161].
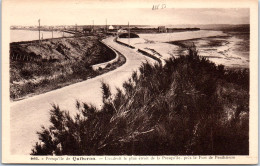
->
[116, 30, 249, 69]
[167, 35, 249, 69]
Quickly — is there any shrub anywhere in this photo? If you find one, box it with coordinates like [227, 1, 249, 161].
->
[20, 69, 33, 79]
[118, 33, 139, 38]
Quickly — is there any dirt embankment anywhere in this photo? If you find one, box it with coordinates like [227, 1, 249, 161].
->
[10, 36, 125, 100]
[10, 36, 114, 62]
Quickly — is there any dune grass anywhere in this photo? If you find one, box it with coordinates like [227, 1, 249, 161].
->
[31, 46, 249, 155]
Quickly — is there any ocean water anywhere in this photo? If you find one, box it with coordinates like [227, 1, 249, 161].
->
[10, 30, 73, 43]
[138, 30, 226, 43]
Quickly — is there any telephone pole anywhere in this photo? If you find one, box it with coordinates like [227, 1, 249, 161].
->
[75, 24, 77, 36]
[106, 18, 107, 33]
[38, 19, 41, 44]
[92, 20, 94, 33]
[128, 21, 130, 45]
[52, 27, 53, 39]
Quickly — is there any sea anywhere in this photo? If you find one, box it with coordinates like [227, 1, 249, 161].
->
[10, 30, 73, 43]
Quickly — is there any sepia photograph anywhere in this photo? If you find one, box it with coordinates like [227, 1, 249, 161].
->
[2, 0, 258, 164]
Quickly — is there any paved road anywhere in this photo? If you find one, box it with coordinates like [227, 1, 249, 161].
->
[10, 36, 156, 155]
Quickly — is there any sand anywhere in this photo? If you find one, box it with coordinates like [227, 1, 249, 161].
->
[117, 30, 249, 68]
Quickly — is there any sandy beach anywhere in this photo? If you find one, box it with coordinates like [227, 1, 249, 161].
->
[117, 30, 249, 68]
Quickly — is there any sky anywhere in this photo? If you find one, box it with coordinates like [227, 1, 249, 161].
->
[6, 0, 250, 26]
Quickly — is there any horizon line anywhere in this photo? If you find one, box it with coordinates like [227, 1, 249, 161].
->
[11, 23, 250, 27]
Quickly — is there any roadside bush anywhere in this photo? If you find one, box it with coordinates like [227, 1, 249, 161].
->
[118, 33, 139, 38]
[20, 69, 33, 79]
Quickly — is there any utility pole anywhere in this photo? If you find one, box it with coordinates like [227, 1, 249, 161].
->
[52, 27, 53, 39]
[106, 18, 107, 33]
[38, 19, 41, 44]
[75, 24, 77, 36]
[92, 20, 94, 33]
[116, 25, 118, 38]
[38, 19, 41, 56]
[128, 21, 130, 45]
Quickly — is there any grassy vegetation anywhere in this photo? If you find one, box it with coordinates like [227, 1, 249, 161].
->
[137, 49, 161, 64]
[118, 33, 139, 38]
[31, 46, 249, 155]
[115, 38, 135, 49]
[10, 37, 125, 100]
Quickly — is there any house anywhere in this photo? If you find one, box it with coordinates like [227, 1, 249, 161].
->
[108, 25, 114, 30]
[83, 27, 92, 33]
[117, 28, 128, 34]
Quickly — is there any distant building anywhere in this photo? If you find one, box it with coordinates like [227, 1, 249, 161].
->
[108, 25, 114, 30]
[117, 28, 127, 34]
[158, 26, 167, 33]
[83, 27, 92, 33]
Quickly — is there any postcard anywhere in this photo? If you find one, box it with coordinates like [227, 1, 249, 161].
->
[2, 0, 258, 164]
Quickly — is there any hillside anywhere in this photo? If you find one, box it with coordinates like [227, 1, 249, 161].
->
[10, 36, 125, 100]
[10, 36, 114, 61]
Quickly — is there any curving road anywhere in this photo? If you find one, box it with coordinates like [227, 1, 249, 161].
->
[10, 36, 156, 155]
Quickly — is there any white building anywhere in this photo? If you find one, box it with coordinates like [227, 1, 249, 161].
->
[108, 25, 114, 30]
[117, 28, 127, 33]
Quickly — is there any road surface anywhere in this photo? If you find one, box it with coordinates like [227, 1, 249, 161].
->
[10, 36, 156, 155]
